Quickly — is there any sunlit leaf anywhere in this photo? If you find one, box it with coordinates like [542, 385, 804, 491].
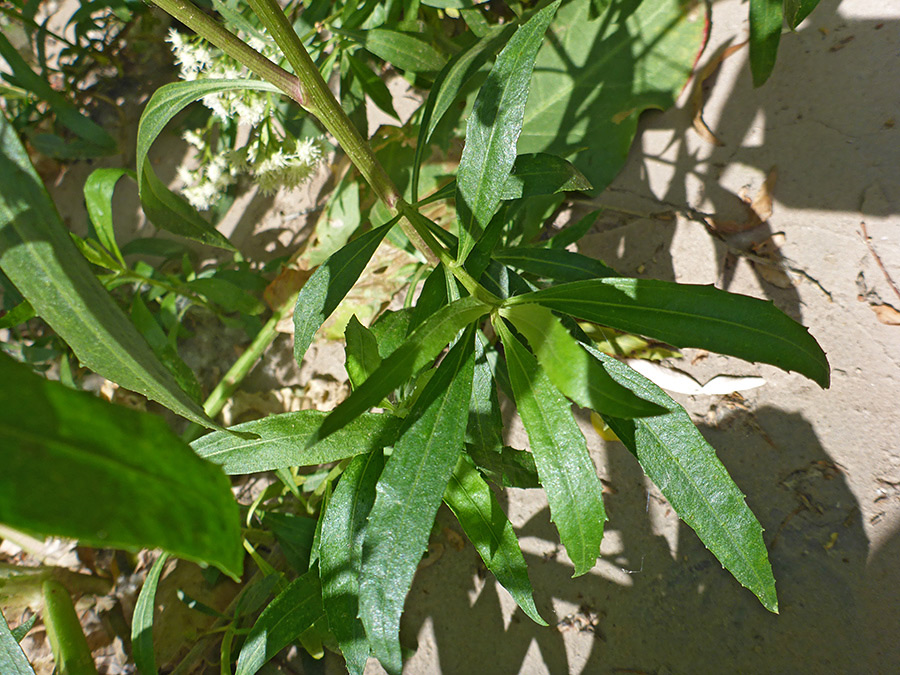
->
[499, 153, 592, 200]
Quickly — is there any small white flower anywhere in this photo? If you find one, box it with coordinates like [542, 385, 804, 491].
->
[183, 129, 204, 149]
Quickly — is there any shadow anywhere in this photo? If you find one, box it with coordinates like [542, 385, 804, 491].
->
[396, 405, 877, 673]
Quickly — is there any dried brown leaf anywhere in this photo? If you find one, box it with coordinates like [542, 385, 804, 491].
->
[750, 166, 777, 222]
[871, 303, 900, 325]
[690, 41, 747, 146]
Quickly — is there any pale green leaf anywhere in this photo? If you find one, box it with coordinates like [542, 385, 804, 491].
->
[132, 553, 168, 675]
[84, 168, 131, 266]
[1, 607, 34, 675]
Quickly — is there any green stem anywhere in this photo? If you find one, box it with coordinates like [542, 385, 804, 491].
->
[42, 580, 100, 675]
[149, 0, 304, 103]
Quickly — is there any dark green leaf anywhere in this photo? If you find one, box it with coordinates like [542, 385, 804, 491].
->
[749, 0, 783, 86]
[338, 28, 447, 73]
[345, 51, 398, 119]
[519, 0, 706, 192]
[1, 607, 34, 675]
[0, 116, 220, 430]
[455, 0, 560, 262]
[359, 327, 476, 674]
[406, 265, 448, 334]
[369, 308, 413, 359]
[10, 615, 36, 644]
[501, 303, 663, 418]
[320, 451, 385, 675]
[444, 455, 546, 625]
[467, 444, 540, 489]
[235, 569, 325, 675]
[495, 318, 605, 576]
[294, 220, 395, 365]
[499, 153, 592, 200]
[594, 351, 778, 612]
[84, 168, 131, 266]
[186, 277, 265, 315]
[130, 295, 203, 404]
[546, 211, 599, 250]
[310, 296, 489, 445]
[191, 411, 399, 475]
[0, 33, 115, 156]
[466, 332, 503, 453]
[344, 315, 382, 389]
[412, 23, 513, 200]
[132, 553, 168, 675]
[256, 513, 316, 574]
[505, 278, 830, 387]
[493, 246, 617, 283]
[0, 354, 243, 577]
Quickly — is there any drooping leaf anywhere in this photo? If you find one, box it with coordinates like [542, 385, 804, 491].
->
[518, 0, 706, 192]
[444, 455, 546, 625]
[41, 580, 99, 675]
[136, 79, 281, 249]
[0, 607, 35, 675]
[501, 303, 662, 418]
[593, 350, 778, 612]
[749, 0, 783, 86]
[0, 32, 116, 157]
[294, 220, 396, 366]
[784, 0, 820, 29]
[499, 153, 592, 200]
[0, 354, 243, 577]
[84, 168, 132, 266]
[132, 553, 168, 675]
[191, 411, 399, 475]
[505, 278, 829, 387]
[309, 296, 489, 445]
[412, 22, 513, 200]
[338, 28, 447, 73]
[495, 317, 605, 576]
[359, 328, 476, 674]
[455, 0, 560, 262]
[319, 451, 385, 675]
[344, 315, 382, 389]
[235, 568, 325, 675]
[493, 246, 617, 282]
[345, 51, 398, 119]
[0, 116, 220, 430]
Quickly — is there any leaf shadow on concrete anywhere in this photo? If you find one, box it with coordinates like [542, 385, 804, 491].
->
[397, 406, 897, 673]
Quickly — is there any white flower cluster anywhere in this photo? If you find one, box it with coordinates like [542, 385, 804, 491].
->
[176, 130, 240, 211]
[166, 28, 276, 127]
[166, 28, 325, 209]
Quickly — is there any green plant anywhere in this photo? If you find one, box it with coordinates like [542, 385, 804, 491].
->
[0, 0, 829, 673]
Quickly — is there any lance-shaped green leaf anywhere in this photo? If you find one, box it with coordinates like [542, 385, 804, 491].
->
[235, 569, 325, 675]
[495, 318, 605, 577]
[466, 332, 503, 453]
[784, 0, 820, 29]
[493, 246, 617, 282]
[192, 411, 399, 475]
[344, 315, 382, 389]
[345, 51, 398, 119]
[319, 451, 385, 675]
[132, 553, 168, 675]
[337, 28, 447, 73]
[412, 23, 513, 200]
[0, 354, 243, 577]
[444, 455, 546, 625]
[84, 168, 131, 266]
[749, 0, 783, 86]
[359, 328, 476, 675]
[505, 278, 830, 387]
[593, 350, 777, 612]
[136, 80, 281, 250]
[501, 303, 662, 419]
[1, 607, 35, 675]
[0, 116, 219, 430]
[294, 220, 396, 365]
[310, 296, 489, 445]
[455, 0, 560, 262]
[499, 153, 592, 200]
[518, 0, 706, 192]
